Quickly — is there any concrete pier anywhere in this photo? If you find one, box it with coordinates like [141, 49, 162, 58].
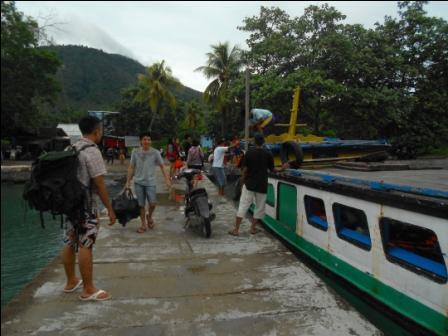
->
[1, 166, 380, 335]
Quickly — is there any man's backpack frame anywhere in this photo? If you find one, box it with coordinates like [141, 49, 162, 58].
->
[23, 144, 95, 229]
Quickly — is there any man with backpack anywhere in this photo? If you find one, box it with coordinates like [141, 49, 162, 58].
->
[62, 116, 116, 301]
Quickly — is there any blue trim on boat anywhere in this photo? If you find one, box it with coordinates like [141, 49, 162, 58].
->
[264, 140, 390, 154]
[285, 169, 448, 199]
[308, 215, 328, 230]
[388, 247, 448, 279]
[339, 228, 372, 248]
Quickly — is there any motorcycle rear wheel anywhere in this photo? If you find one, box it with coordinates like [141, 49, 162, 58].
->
[202, 218, 211, 238]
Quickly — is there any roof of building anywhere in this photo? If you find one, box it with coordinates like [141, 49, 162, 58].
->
[57, 123, 82, 137]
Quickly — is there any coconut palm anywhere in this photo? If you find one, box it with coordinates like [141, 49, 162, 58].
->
[184, 101, 204, 136]
[184, 101, 202, 132]
[135, 61, 181, 132]
[195, 42, 243, 137]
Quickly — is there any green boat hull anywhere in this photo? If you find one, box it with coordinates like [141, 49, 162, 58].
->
[260, 213, 448, 335]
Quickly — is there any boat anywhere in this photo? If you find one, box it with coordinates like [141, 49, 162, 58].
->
[258, 166, 448, 335]
[263, 88, 391, 168]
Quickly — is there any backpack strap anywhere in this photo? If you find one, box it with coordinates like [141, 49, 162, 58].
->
[75, 143, 96, 154]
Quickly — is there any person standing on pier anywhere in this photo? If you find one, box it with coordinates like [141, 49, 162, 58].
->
[126, 132, 171, 233]
[212, 139, 236, 196]
[186, 139, 204, 170]
[166, 137, 179, 178]
[229, 134, 276, 236]
[62, 116, 116, 301]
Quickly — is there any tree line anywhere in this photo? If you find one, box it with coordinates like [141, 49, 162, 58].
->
[2, 1, 447, 156]
[197, 1, 447, 155]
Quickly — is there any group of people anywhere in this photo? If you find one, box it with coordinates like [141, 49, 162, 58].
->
[61, 109, 277, 301]
[105, 146, 126, 165]
[165, 136, 205, 178]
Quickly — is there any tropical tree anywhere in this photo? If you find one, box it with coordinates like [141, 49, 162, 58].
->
[184, 101, 203, 132]
[237, 2, 447, 155]
[196, 42, 243, 137]
[135, 60, 181, 132]
[1, 1, 61, 136]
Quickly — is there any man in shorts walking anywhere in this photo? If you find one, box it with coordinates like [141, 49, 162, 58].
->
[229, 134, 277, 236]
[126, 132, 171, 233]
[62, 116, 116, 301]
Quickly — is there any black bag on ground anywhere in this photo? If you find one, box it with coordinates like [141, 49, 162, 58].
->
[112, 189, 140, 226]
[23, 144, 94, 228]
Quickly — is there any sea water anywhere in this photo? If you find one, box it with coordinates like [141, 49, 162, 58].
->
[1, 183, 62, 307]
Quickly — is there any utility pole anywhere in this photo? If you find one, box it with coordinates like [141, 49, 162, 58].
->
[244, 68, 250, 150]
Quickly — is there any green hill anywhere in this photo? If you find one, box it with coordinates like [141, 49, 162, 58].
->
[45, 45, 202, 112]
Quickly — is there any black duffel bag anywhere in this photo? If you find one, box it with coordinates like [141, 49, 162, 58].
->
[112, 188, 140, 226]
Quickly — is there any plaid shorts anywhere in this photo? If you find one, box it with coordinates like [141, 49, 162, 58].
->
[63, 209, 99, 249]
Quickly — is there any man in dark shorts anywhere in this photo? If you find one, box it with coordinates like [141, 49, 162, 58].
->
[62, 116, 116, 301]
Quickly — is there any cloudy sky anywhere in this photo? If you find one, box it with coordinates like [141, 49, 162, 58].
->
[16, 1, 448, 92]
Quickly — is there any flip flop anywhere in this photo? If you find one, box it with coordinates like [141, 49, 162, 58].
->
[228, 230, 239, 237]
[136, 227, 147, 233]
[250, 228, 262, 235]
[79, 289, 111, 301]
[63, 279, 83, 293]
[146, 214, 155, 229]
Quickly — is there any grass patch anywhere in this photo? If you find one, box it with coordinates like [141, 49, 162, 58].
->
[423, 146, 448, 157]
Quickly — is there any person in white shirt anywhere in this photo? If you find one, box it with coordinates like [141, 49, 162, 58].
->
[212, 139, 235, 196]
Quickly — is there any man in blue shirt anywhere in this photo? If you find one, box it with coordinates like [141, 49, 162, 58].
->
[250, 108, 274, 135]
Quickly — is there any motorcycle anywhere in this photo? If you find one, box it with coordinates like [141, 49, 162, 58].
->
[175, 168, 215, 238]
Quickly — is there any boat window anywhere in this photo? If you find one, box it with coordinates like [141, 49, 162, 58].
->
[380, 218, 447, 283]
[333, 203, 371, 250]
[304, 195, 328, 231]
[267, 183, 275, 207]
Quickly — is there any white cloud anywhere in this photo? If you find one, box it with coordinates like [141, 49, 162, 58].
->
[46, 13, 136, 59]
[16, 1, 448, 92]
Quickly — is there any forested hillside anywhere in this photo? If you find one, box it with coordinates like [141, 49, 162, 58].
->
[38, 45, 201, 125]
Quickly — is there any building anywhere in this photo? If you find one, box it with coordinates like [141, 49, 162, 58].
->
[57, 123, 82, 144]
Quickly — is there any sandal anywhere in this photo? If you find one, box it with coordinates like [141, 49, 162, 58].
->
[136, 227, 147, 233]
[228, 229, 239, 237]
[79, 289, 111, 301]
[64, 279, 83, 293]
[250, 228, 261, 235]
[146, 214, 155, 229]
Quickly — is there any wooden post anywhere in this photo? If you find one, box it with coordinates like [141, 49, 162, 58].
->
[244, 68, 250, 150]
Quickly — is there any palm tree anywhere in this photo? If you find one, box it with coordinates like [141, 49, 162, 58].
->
[184, 101, 203, 135]
[135, 61, 181, 132]
[195, 42, 243, 137]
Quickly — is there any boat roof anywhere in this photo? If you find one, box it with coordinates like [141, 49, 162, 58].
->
[314, 168, 448, 193]
[284, 168, 448, 198]
[274, 165, 448, 218]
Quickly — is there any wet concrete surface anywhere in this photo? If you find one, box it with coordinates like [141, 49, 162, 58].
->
[1, 166, 380, 335]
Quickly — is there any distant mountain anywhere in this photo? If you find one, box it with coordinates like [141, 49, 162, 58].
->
[45, 45, 202, 112]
